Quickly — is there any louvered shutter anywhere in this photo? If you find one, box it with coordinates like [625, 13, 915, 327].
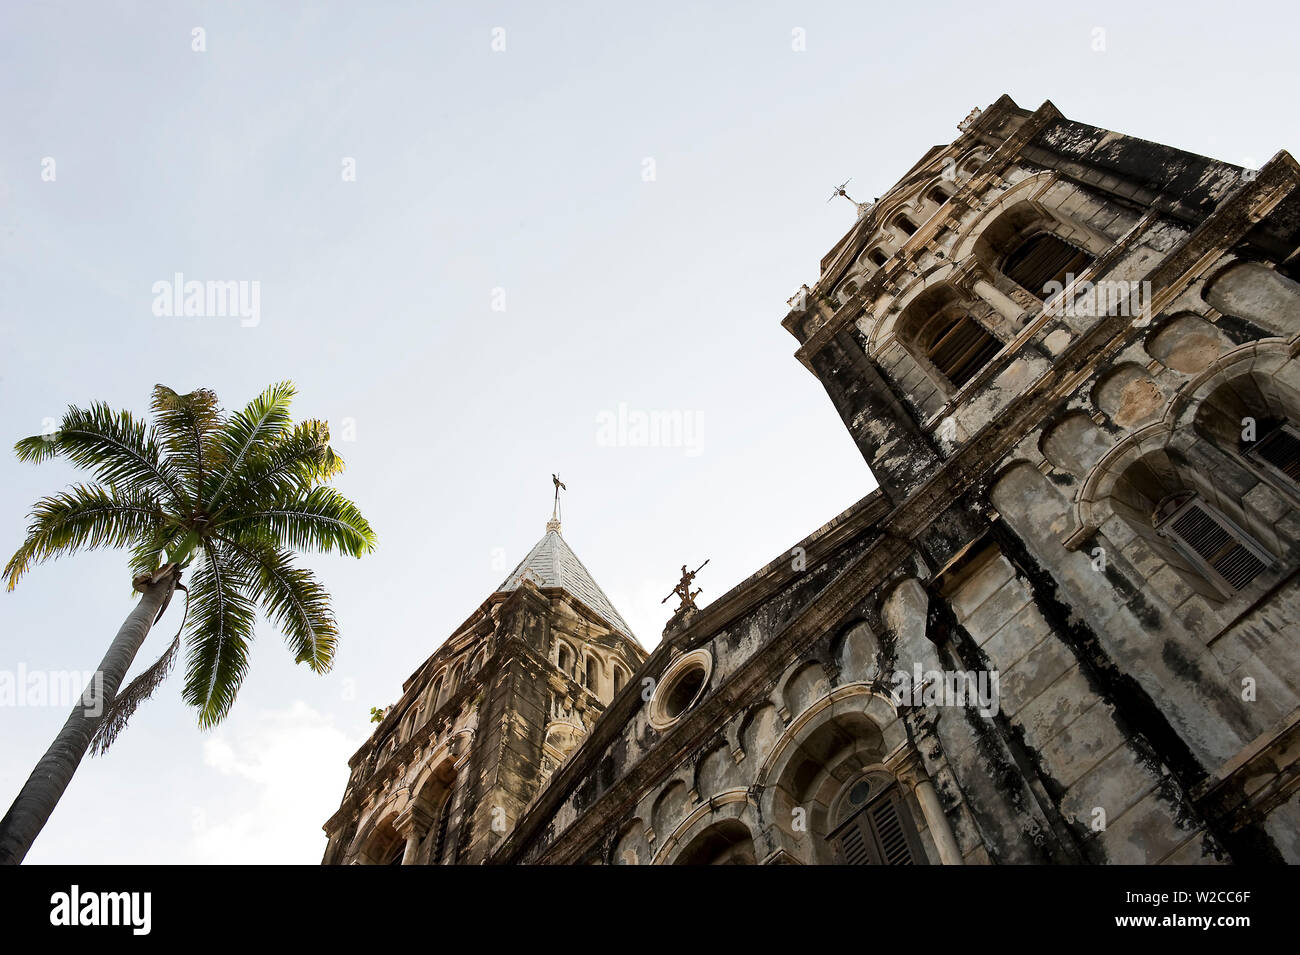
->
[1250, 426, 1300, 483]
[1002, 233, 1094, 299]
[830, 788, 925, 865]
[924, 311, 1002, 388]
[1163, 500, 1271, 593]
[430, 791, 454, 864]
[867, 790, 916, 865]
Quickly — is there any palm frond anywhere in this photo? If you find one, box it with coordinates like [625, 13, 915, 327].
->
[221, 536, 337, 672]
[204, 381, 296, 509]
[210, 420, 343, 518]
[16, 403, 186, 507]
[151, 385, 223, 509]
[3, 485, 166, 591]
[182, 540, 257, 728]
[90, 583, 188, 756]
[216, 486, 376, 557]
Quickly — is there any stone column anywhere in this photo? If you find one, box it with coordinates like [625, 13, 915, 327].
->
[973, 276, 1028, 325]
[892, 753, 964, 865]
[953, 260, 1025, 333]
[394, 804, 434, 866]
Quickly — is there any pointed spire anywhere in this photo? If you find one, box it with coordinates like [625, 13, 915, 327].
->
[495, 480, 633, 636]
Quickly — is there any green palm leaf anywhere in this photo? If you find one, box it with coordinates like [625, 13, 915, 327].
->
[220, 535, 337, 672]
[212, 420, 342, 517]
[216, 485, 376, 557]
[204, 381, 296, 509]
[3, 485, 167, 591]
[16, 403, 186, 507]
[151, 385, 222, 510]
[183, 541, 258, 728]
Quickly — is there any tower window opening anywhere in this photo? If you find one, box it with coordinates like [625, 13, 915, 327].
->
[1245, 421, 1300, 485]
[894, 215, 918, 236]
[1001, 232, 1094, 299]
[920, 307, 1002, 389]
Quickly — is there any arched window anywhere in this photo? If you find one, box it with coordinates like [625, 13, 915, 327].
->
[867, 248, 889, 268]
[612, 666, 626, 694]
[828, 772, 925, 866]
[927, 186, 950, 205]
[1244, 419, 1300, 487]
[917, 304, 1002, 389]
[1153, 492, 1273, 595]
[585, 655, 600, 692]
[897, 286, 1004, 393]
[428, 786, 455, 865]
[894, 214, 918, 236]
[673, 820, 757, 865]
[556, 643, 572, 676]
[426, 674, 443, 713]
[1001, 232, 1094, 299]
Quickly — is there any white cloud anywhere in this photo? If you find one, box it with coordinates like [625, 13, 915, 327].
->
[189, 701, 361, 864]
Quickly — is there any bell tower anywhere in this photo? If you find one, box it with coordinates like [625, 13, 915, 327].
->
[321, 498, 646, 864]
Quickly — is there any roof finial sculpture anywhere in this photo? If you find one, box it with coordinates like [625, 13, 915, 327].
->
[548, 473, 566, 533]
[827, 178, 874, 219]
[662, 559, 709, 613]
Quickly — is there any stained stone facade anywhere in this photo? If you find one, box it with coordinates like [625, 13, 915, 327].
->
[320, 519, 646, 864]
[325, 95, 1300, 865]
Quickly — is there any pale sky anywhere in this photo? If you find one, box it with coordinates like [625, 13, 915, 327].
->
[2, 1, 1296, 864]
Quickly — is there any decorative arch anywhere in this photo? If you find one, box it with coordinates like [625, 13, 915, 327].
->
[862, 260, 961, 354]
[553, 638, 575, 676]
[950, 174, 1111, 285]
[1077, 340, 1300, 538]
[754, 686, 915, 865]
[898, 283, 1005, 391]
[348, 806, 405, 866]
[1093, 363, 1165, 429]
[669, 814, 757, 865]
[651, 790, 755, 865]
[610, 817, 649, 865]
[1203, 260, 1300, 337]
[650, 778, 691, 839]
[830, 618, 880, 685]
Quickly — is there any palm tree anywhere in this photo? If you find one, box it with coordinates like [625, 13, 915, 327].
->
[0, 382, 375, 864]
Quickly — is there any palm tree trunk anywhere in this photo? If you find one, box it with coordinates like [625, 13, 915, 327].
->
[0, 574, 174, 864]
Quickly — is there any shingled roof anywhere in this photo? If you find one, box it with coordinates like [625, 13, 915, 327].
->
[494, 523, 634, 637]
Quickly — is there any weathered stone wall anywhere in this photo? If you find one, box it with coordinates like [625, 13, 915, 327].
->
[488, 96, 1300, 866]
[321, 577, 645, 864]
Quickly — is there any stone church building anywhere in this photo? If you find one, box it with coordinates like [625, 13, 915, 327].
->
[322, 96, 1300, 865]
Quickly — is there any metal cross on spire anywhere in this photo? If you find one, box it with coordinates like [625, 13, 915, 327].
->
[549, 473, 567, 532]
[827, 178, 876, 219]
[826, 178, 858, 205]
